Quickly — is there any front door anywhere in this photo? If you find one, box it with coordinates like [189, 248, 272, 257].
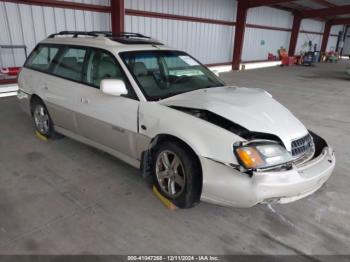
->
[74, 48, 139, 159]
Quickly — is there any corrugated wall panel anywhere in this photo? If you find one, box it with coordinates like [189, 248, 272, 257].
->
[3, 3, 25, 67]
[242, 28, 290, 61]
[125, 15, 234, 64]
[295, 19, 325, 55]
[61, 0, 110, 6]
[326, 25, 345, 53]
[343, 34, 350, 55]
[326, 36, 338, 52]
[330, 25, 343, 35]
[295, 33, 322, 54]
[247, 6, 293, 29]
[300, 19, 324, 32]
[242, 6, 292, 61]
[0, 2, 110, 68]
[325, 25, 343, 53]
[125, 0, 236, 22]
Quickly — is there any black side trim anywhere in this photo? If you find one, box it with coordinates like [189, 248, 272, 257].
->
[309, 130, 328, 158]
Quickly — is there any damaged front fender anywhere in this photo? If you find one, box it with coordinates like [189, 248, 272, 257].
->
[138, 102, 244, 165]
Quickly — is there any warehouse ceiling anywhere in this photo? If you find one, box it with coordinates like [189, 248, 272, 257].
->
[273, 0, 350, 21]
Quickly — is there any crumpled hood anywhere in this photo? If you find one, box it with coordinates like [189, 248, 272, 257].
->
[160, 86, 308, 151]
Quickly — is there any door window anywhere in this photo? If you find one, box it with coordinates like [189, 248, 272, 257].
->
[84, 49, 129, 89]
[52, 47, 87, 82]
[25, 45, 59, 72]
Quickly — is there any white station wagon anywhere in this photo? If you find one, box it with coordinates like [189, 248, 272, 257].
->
[18, 31, 336, 208]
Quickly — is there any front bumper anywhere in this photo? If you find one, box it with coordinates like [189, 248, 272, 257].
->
[200, 147, 335, 208]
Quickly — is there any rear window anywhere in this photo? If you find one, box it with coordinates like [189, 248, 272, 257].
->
[52, 47, 87, 82]
[25, 45, 59, 72]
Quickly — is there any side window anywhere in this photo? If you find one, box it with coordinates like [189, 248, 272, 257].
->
[122, 53, 161, 94]
[52, 47, 87, 82]
[84, 49, 134, 96]
[25, 45, 59, 72]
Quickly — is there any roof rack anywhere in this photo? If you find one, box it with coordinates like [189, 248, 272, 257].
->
[116, 32, 151, 39]
[90, 31, 152, 39]
[49, 31, 151, 39]
[48, 31, 101, 38]
[48, 31, 163, 45]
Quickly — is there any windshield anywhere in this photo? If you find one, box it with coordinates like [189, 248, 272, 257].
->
[119, 50, 225, 101]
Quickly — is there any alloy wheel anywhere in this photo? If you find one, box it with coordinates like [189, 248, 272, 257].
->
[155, 150, 186, 198]
[33, 104, 50, 135]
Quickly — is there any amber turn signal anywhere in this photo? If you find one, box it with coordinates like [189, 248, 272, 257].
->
[236, 147, 264, 169]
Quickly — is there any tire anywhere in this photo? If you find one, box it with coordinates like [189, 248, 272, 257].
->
[152, 140, 201, 209]
[32, 99, 61, 139]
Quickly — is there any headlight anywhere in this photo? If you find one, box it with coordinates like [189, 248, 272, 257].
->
[235, 143, 293, 170]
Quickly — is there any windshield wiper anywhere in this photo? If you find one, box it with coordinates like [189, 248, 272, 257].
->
[152, 91, 188, 101]
[152, 89, 198, 101]
[152, 85, 223, 101]
[204, 85, 221, 89]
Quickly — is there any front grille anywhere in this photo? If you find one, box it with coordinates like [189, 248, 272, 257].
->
[291, 133, 314, 158]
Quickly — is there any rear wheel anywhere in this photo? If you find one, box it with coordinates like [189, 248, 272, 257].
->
[32, 99, 60, 139]
[152, 141, 201, 209]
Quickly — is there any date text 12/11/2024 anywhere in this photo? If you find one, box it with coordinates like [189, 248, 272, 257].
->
[127, 256, 219, 261]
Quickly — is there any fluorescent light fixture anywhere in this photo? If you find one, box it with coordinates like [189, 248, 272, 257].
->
[208, 65, 232, 74]
[0, 84, 18, 98]
[240, 61, 282, 70]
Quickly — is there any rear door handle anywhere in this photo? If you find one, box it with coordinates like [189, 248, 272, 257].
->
[41, 84, 48, 90]
[81, 97, 90, 104]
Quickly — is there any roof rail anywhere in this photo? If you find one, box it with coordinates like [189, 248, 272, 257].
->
[49, 31, 151, 39]
[48, 31, 100, 38]
[47, 31, 163, 45]
[90, 31, 151, 39]
[116, 32, 151, 39]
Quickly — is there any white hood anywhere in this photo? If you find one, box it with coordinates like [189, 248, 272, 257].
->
[160, 86, 308, 151]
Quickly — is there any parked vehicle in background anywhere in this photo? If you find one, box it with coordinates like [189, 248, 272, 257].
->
[17, 31, 336, 208]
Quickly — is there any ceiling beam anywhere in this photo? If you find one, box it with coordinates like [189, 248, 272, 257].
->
[321, 21, 332, 53]
[309, 0, 336, 8]
[273, 1, 326, 21]
[288, 2, 311, 10]
[329, 18, 350, 26]
[301, 5, 350, 18]
[272, 4, 298, 13]
[232, 1, 248, 70]
[111, 0, 124, 35]
[0, 0, 110, 12]
[289, 15, 302, 56]
[241, 0, 297, 8]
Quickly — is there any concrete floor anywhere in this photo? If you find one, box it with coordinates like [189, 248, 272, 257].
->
[0, 61, 350, 255]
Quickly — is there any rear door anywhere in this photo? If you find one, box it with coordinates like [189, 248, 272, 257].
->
[74, 48, 140, 159]
[22, 44, 60, 105]
[45, 46, 88, 132]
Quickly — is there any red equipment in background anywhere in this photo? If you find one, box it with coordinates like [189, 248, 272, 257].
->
[0, 45, 27, 84]
[281, 56, 297, 66]
[268, 53, 277, 61]
[279, 48, 296, 66]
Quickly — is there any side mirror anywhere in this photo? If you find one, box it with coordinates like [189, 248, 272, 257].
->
[101, 79, 128, 96]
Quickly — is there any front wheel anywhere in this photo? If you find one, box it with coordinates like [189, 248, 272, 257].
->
[152, 141, 201, 209]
